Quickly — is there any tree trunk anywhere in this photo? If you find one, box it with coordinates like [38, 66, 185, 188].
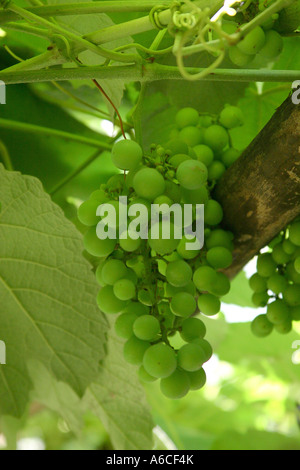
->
[215, 95, 300, 279]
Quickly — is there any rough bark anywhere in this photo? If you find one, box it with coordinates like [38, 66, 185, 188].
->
[215, 95, 300, 279]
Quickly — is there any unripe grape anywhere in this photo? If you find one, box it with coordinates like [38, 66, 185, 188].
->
[198, 293, 220, 316]
[237, 26, 266, 55]
[176, 235, 200, 260]
[143, 343, 177, 378]
[160, 369, 191, 399]
[166, 260, 193, 287]
[291, 306, 300, 321]
[229, 46, 254, 67]
[252, 291, 269, 307]
[256, 253, 277, 277]
[206, 229, 233, 251]
[176, 160, 208, 190]
[133, 167, 165, 201]
[175, 107, 199, 129]
[283, 284, 300, 306]
[170, 292, 197, 317]
[138, 365, 157, 383]
[78, 199, 102, 226]
[267, 299, 290, 325]
[204, 125, 229, 152]
[123, 336, 150, 365]
[221, 148, 240, 167]
[286, 262, 300, 284]
[111, 139, 143, 170]
[289, 222, 300, 246]
[210, 272, 231, 297]
[180, 317, 206, 342]
[193, 266, 218, 292]
[177, 343, 206, 371]
[114, 312, 137, 339]
[259, 29, 283, 59]
[102, 259, 128, 285]
[124, 301, 150, 316]
[249, 273, 268, 292]
[97, 286, 127, 314]
[219, 106, 244, 129]
[282, 239, 296, 255]
[188, 368, 206, 391]
[208, 161, 226, 181]
[267, 273, 287, 295]
[166, 139, 189, 156]
[138, 288, 154, 306]
[274, 320, 292, 335]
[191, 338, 213, 362]
[181, 186, 209, 204]
[119, 231, 142, 252]
[148, 222, 180, 256]
[205, 199, 223, 225]
[206, 246, 233, 269]
[193, 144, 214, 167]
[133, 315, 160, 341]
[272, 243, 291, 265]
[169, 153, 192, 168]
[113, 278, 136, 301]
[251, 314, 273, 337]
[179, 126, 203, 147]
[84, 227, 116, 258]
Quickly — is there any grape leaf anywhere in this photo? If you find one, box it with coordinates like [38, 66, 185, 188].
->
[0, 165, 108, 417]
[84, 318, 154, 450]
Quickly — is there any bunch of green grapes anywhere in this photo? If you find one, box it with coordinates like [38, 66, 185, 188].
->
[223, 0, 284, 68]
[77, 105, 241, 399]
[249, 218, 300, 338]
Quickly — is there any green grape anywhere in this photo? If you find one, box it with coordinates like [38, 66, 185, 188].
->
[111, 139, 143, 170]
[207, 161, 226, 181]
[289, 222, 300, 246]
[188, 368, 206, 391]
[133, 167, 166, 201]
[83, 228, 116, 258]
[206, 246, 233, 269]
[114, 312, 137, 339]
[101, 259, 127, 285]
[170, 292, 197, 317]
[165, 281, 196, 297]
[181, 186, 209, 204]
[177, 343, 206, 371]
[198, 293, 220, 316]
[133, 315, 160, 341]
[286, 262, 300, 284]
[179, 126, 203, 147]
[295, 257, 300, 274]
[78, 199, 102, 226]
[266, 299, 290, 325]
[176, 160, 208, 190]
[97, 285, 127, 314]
[272, 243, 291, 265]
[113, 278, 136, 301]
[291, 306, 300, 321]
[259, 29, 283, 59]
[169, 154, 192, 168]
[199, 115, 214, 127]
[204, 125, 229, 152]
[180, 317, 206, 342]
[164, 180, 182, 203]
[95, 259, 107, 287]
[125, 164, 144, 189]
[119, 231, 142, 252]
[148, 222, 180, 256]
[138, 365, 157, 383]
[193, 144, 214, 166]
[175, 107, 199, 129]
[89, 189, 107, 201]
[191, 338, 212, 362]
[106, 174, 125, 192]
[221, 148, 240, 167]
[252, 291, 269, 307]
[256, 253, 277, 277]
[249, 273, 268, 292]
[274, 320, 292, 335]
[143, 343, 177, 378]
[166, 260, 193, 287]
[251, 314, 274, 337]
[237, 26, 266, 55]
[193, 266, 218, 292]
[210, 272, 231, 297]
[124, 301, 150, 316]
[219, 105, 244, 129]
[165, 139, 189, 156]
[123, 336, 150, 365]
[205, 199, 224, 226]
[282, 239, 296, 255]
[228, 46, 254, 67]
[283, 284, 300, 307]
[267, 273, 287, 294]
[176, 235, 200, 259]
[160, 369, 190, 399]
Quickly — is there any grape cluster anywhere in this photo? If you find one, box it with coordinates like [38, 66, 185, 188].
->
[77, 105, 242, 399]
[249, 219, 300, 338]
[225, 0, 284, 68]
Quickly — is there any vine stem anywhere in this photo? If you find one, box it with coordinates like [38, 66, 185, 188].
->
[0, 140, 14, 171]
[0, 118, 112, 150]
[0, 63, 298, 84]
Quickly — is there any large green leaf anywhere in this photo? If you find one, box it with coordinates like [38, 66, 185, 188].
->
[0, 165, 108, 417]
[84, 318, 154, 450]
